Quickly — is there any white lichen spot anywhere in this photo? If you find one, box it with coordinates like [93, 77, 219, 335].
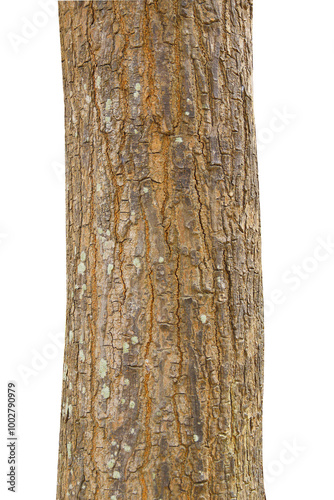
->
[143, 187, 149, 194]
[133, 258, 141, 269]
[159, 257, 164, 263]
[113, 471, 120, 479]
[98, 228, 103, 235]
[129, 401, 135, 409]
[82, 387, 86, 394]
[69, 330, 73, 342]
[111, 496, 117, 500]
[107, 459, 115, 469]
[101, 384, 110, 399]
[63, 364, 68, 381]
[80, 251, 86, 262]
[99, 358, 108, 379]
[131, 336, 138, 345]
[85, 95, 91, 103]
[68, 404, 73, 417]
[123, 342, 130, 354]
[134, 129, 138, 135]
[121, 398, 125, 404]
[112, 440, 117, 446]
[78, 262, 86, 274]
[131, 428, 135, 434]
[105, 117, 110, 123]
[193, 434, 199, 442]
[185, 111, 190, 116]
[67, 442, 72, 459]
[106, 230, 111, 236]
[131, 211, 136, 216]
[122, 444, 131, 452]
[124, 378, 130, 386]
[135, 83, 141, 91]
[187, 98, 192, 103]
[108, 263, 114, 275]
[200, 314, 207, 324]
[69, 382, 72, 390]
[97, 183, 102, 192]
[175, 137, 183, 143]
[82, 284, 87, 291]
[96, 76, 101, 89]
[106, 99, 112, 111]
[79, 350, 85, 362]
[134, 91, 139, 98]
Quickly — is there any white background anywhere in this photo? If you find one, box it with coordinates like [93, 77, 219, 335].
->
[1, 1, 334, 498]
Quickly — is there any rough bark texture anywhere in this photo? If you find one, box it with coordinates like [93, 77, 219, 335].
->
[57, 1, 265, 499]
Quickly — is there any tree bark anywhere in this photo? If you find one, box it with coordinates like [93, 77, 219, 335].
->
[57, 1, 265, 499]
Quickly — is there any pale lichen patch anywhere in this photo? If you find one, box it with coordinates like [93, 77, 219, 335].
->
[200, 314, 207, 324]
[108, 263, 114, 275]
[79, 350, 85, 362]
[113, 471, 120, 479]
[135, 83, 141, 91]
[101, 384, 110, 399]
[122, 443, 131, 452]
[96, 76, 101, 88]
[107, 459, 115, 469]
[69, 330, 73, 342]
[159, 257, 164, 263]
[193, 434, 199, 442]
[85, 95, 91, 103]
[123, 342, 130, 354]
[133, 258, 141, 269]
[131, 336, 138, 345]
[99, 358, 108, 378]
[129, 401, 135, 409]
[143, 187, 149, 194]
[67, 442, 72, 459]
[124, 378, 130, 386]
[78, 262, 86, 274]
[97, 183, 102, 192]
[134, 91, 139, 98]
[80, 251, 86, 262]
[175, 137, 183, 143]
[106, 99, 112, 111]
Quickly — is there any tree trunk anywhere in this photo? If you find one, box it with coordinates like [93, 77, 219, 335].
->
[57, 1, 265, 499]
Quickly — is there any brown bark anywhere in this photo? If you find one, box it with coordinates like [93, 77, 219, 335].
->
[57, 1, 265, 499]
